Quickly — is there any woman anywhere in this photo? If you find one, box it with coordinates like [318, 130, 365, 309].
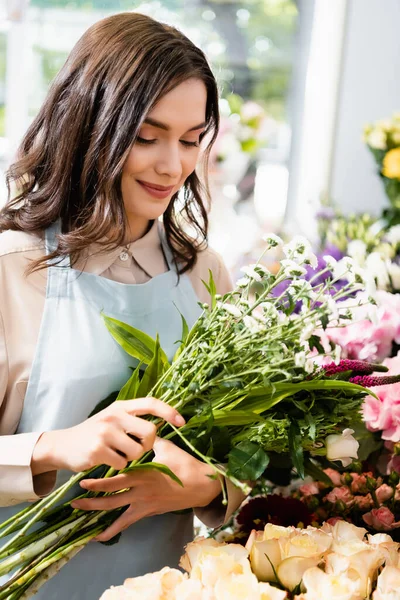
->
[0, 12, 243, 599]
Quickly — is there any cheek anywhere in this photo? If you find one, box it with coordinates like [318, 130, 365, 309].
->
[123, 147, 151, 176]
[182, 150, 201, 179]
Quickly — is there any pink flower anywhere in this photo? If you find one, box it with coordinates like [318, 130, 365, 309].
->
[362, 352, 400, 441]
[323, 468, 342, 487]
[376, 484, 394, 504]
[326, 517, 344, 526]
[353, 494, 373, 511]
[327, 292, 400, 362]
[363, 507, 400, 531]
[299, 482, 320, 496]
[325, 486, 354, 507]
[351, 473, 370, 494]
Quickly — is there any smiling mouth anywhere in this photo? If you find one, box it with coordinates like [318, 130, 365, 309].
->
[137, 180, 175, 192]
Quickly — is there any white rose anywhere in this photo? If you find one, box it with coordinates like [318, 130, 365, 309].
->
[367, 533, 400, 566]
[258, 582, 288, 600]
[326, 546, 385, 597]
[277, 557, 320, 592]
[185, 542, 251, 588]
[174, 578, 209, 600]
[325, 429, 359, 467]
[123, 567, 184, 600]
[214, 572, 261, 600]
[301, 566, 361, 600]
[330, 521, 367, 544]
[100, 587, 138, 600]
[246, 529, 283, 582]
[373, 566, 400, 600]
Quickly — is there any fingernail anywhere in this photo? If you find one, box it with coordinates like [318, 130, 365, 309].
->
[175, 415, 185, 426]
[71, 502, 79, 508]
[80, 482, 88, 489]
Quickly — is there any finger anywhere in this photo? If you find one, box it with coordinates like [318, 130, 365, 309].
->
[122, 398, 185, 427]
[94, 506, 145, 542]
[80, 473, 139, 493]
[119, 415, 157, 454]
[71, 490, 133, 511]
[99, 447, 128, 471]
[109, 427, 145, 462]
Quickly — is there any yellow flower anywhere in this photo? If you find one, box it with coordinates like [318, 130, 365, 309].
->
[382, 148, 400, 179]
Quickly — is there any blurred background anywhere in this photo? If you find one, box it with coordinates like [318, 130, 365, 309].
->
[1, 0, 400, 277]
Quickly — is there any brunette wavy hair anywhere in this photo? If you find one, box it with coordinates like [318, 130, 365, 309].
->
[0, 12, 219, 274]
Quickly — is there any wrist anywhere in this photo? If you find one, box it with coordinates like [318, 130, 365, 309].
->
[196, 467, 223, 507]
[31, 431, 60, 475]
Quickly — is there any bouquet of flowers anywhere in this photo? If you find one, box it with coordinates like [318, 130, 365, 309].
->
[99, 522, 400, 599]
[364, 112, 400, 226]
[0, 235, 385, 597]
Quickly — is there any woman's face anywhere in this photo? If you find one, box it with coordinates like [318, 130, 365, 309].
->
[121, 78, 207, 234]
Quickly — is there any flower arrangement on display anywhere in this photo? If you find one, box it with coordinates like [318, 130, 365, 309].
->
[100, 522, 400, 599]
[364, 111, 400, 226]
[0, 235, 387, 598]
[209, 93, 269, 186]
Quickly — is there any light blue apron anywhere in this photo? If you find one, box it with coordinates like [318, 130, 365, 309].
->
[0, 221, 203, 599]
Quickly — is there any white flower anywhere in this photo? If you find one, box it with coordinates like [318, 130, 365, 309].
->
[347, 240, 367, 265]
[334, 344, 342, 365]
[236, 277, 250, 288]
[258, 582, 287, 600]
[326, 546, 385, 598]
[366, 252, 390, 290]
[283, 236, 318, 268]
[281, 259, 307, 278]
[301, 566, 361, 600]
[323, 255, 337, 270]
[373, 566, 400, 600]
[327, 297, 339, 322]
[295, 352, 306, 368]
[246, 525, 291, 582]
[388, 262, 400, 290]
[240, 266, 262, 282]
[305, 358, 315, 374]
[368, 534, 400, 567]
[263, 233, 283, 247]
[217, 302, 242, 318]
[243, 315, 265, 334]
[325, 428, 359, 468]
[385, 224, 400, 245]
[366, 128, 387, 150]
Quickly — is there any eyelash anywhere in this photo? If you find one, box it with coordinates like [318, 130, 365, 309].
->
[136, 137, 199, 148]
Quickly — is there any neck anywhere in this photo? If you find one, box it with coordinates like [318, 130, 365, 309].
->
[124, 216, 152, 244]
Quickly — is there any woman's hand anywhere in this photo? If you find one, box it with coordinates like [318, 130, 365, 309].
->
[70, 438, 222, 542]
[31, 398, 185, 474]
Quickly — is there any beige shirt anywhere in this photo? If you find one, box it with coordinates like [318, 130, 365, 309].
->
[0, 221, 244, 525]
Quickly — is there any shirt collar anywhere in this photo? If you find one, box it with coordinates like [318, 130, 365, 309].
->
[76, 220, 167, 277]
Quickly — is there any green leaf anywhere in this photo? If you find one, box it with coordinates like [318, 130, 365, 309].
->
[173, 312, 190, 362]
[304, 457, 333, 486]
[137, 334, 164, 397]
[308, 335, 325, 355]
[117, 363, 142, 401]
[123, 462, 183, 487]
[87, 391, 118, 417]
[288, 422, 304, 478]
[227, 441, 270, 480]
[102, 314, 169, 367]
[186, 410, 264, 428]
[208, 269, 217, 309]
[320, 313, 329, 330]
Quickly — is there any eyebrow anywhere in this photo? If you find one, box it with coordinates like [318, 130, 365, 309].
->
[143, 117, 207, 132]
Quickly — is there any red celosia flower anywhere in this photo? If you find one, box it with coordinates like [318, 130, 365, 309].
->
[235, 495, 312, 532]
[349, 374, 400, 387]
[323, 360, 388, 377]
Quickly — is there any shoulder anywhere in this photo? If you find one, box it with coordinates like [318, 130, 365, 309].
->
[188, 245, 233, 302]
[0, 230, 44, 260]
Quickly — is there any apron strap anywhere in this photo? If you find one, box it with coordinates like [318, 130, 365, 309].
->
[44, 220, 71, 268]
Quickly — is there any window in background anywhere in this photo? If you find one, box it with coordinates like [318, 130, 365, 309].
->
[1, 0, 299, 271]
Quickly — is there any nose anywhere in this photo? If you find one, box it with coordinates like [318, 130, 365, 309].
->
[155, 143, 182, 180]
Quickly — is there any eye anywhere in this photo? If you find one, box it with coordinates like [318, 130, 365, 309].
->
[136, 137, 156, 145]
[180, 140, 200, 148]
